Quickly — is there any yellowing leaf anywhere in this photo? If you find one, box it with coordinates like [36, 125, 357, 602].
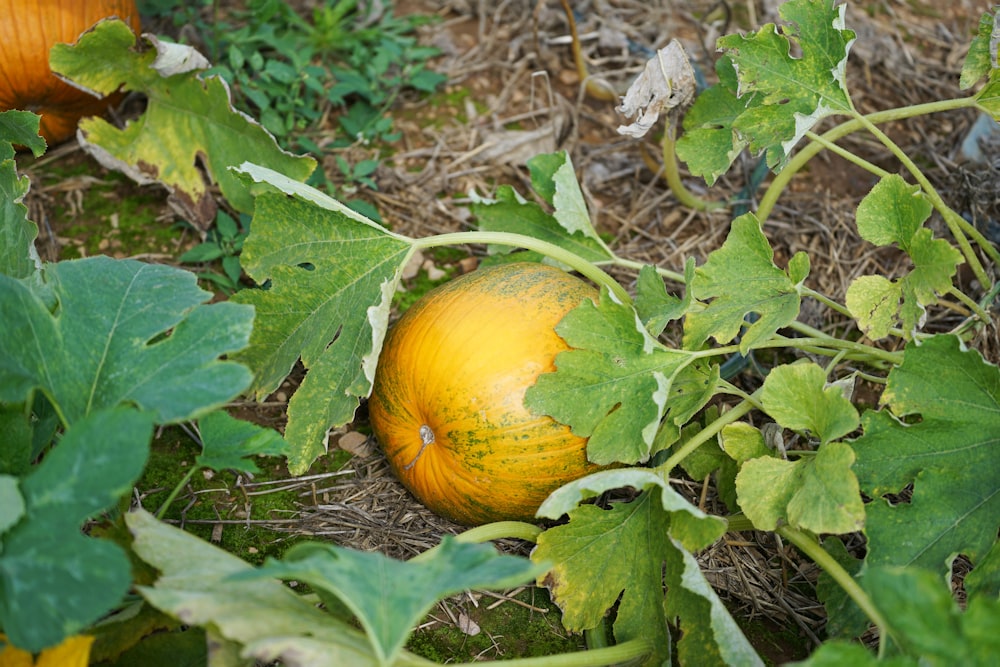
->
[49, 20, 315, 228]
[0, 634, 93, 667]
[760, 362, 860, 445]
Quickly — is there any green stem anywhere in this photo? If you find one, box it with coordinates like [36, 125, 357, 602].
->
[757, 96, 979, 223]
[448, 637, 652, 667]
[801, 286, 853, 318]
[661, 128, 726, 212]
[947, 285, 992, 322]
[724, 514, 756, 532]
[607, 255, 686, 285]
[803, 130, 891, 179]
[155, 465, 199, 520]
[787, 321, 904, 365]
[411, 521, 542, 563]
[452, 521, 543, 545]
[656, 397, 756, 475]
[776, 526, 893, 646]
[417, 231, 632, 305]
[851, 112, 993, 290]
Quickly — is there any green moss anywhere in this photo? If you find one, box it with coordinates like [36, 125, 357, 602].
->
[732, 608, 812, 666]
[407, 587, 585, 661]
[137, 425, 349, 565]
[29, 156, 182, 262]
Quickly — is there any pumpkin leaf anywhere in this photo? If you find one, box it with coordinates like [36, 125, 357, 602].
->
[470, 185, 612, 264]
[0, 114, 40, 280]
[675, 56, 752, 185]
[239, 538, 545, 667]
[230, 165, 412, 475]
[684, 213, 808, 353]
[526, 288, 700, 465]
[635, 260, 693, 337]
[48, 20, 315, 228]
[960, 9, 999, 90]
[195, 411, 289, 474]
[0, 257, 254, 425]
[126, 509, 389, 667]
[759, 361, 860, 445]
[534, 488, 761, 666]
[536, 467, 727, 552]
[0, 109, 46, 157]
[718, 0, 855, 170]
[864, 566, 1000, 665]
[736, 439, 865, 534]
[0, 407, 152, 653]
[847, 175, 962, 339]
[851, 335, 1000, 576]
[527, 151, 609, 248]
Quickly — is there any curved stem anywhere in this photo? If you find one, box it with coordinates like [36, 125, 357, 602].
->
[801, 286, 853, 319]
[411, 521, 542, 563]
[449, 637, 652, 667]
[661, 129, 726, 212]
[776, 526, 893, 647]
[724, 514, 756, 532]
[453, 521, 543, 545]
[416, 231, 633, 304]
[803, 130, 890, 179]
[787, 321, 903, 365]
[558, 0, 617, 102]
[852, 112, 993, 290]
[656, 397, 756, 475]
[947, 286, 990, 321]
[757, 96, 979, 223]
[606, 255, 686, 285]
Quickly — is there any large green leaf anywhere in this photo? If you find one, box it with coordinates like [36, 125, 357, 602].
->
[470, 186, 612, 265]
[852, 335, 1000, 576]
[0, 257, 253, 425]
[675, 56, 753, 185]
[48, 20, 315, 227]
[126, 509, 390, 666]
[960, 9, 999, 90]
[865, 566, 1000, 665]
[534, 487, 759, 666]
[718, 0, 855, 170]
[231, 165, 413, 474]
[684, 213, 808, 353]
[526, 289, 700, 465]
[0, 407, 153, 652]
[242, 538, 544, 666]
[536, 468, 727, 552]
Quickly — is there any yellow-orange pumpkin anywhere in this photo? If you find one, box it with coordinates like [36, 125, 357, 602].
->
[368, 261, 606, 526]
[0, 0, 141, 145]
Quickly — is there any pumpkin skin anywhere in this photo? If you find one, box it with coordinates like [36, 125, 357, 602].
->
[368, 261, 606, 526]
[0, 0, 142, 145]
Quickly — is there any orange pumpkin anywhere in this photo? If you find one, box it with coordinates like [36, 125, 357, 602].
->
[368, 261, 606, 526]
[0, 0, 141, 145]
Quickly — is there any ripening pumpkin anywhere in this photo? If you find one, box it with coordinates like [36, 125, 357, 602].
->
[368, 261, 607, 526]
[0, 0, 142, 145]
